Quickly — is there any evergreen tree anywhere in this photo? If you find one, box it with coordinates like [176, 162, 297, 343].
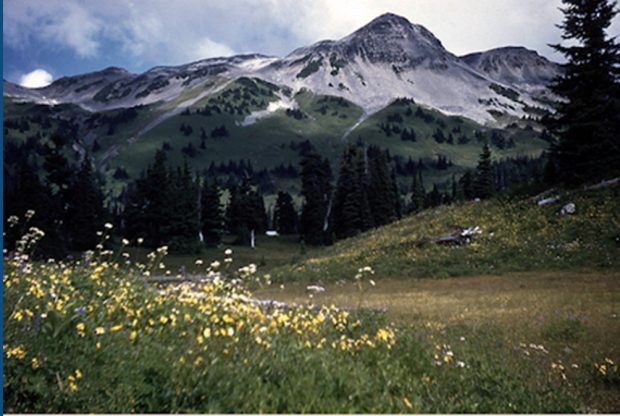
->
[299, 153, 333, 245]
[331, 146, 373, 239]
[273, 191, 298, 235]
[459, 170, 474, 200]
[226, 178, 268, 245]
[124, 150, 171, 247]
[548, 0, 620, 185]
[427, 184, 443, 208]
[390, 169, 402, 219]
[43, 133, 73, 203]
[473, 144, 494, 198]
[354, 147, 374, 231]
[65, 158, 106, 251]
[4, 157, 63, 257]
[163, 162, 201, 252]
[409, 171, 426, 213]
[201, 178, 223, 246]
[367, 147, 397, 226]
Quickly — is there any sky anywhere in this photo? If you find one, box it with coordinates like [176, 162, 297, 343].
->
[3, 0, 620, 88]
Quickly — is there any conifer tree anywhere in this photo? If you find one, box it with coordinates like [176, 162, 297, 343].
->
[409, 171, 426, 213]
[427, 184, 443, 207]
[473, 144, 494, 198]
[164, 162, 201, 252]
[367, 147, 397, 226]
[390, 169, 402, 219]
[65, 158, 106, 251]
[273, 191, 298, 235]
[299, 153, 332, 245]
[548, 0, 620, 185]
[201, 178, 223, 246]
[354, 147, 374, 231]
[226, 178, 268, 245]
[459, 170, 474, 200]
[331, 146, 373, 239]
[4, 157, 62, 256]
[124, 150, 171, 247]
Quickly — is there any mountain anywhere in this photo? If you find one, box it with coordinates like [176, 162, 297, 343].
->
[5, 13, 560, 124]
[461, 46, 561, 89]
[3, 13, 558, 198]
[254, 13, 550, 123]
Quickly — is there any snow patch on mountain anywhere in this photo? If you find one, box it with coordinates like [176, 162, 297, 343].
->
[238, 91, 298, 126]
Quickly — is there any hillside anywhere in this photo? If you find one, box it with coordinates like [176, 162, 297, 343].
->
[269, 182, 620, 282]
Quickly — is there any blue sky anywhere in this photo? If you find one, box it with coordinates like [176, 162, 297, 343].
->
[4, 0, 620, 88]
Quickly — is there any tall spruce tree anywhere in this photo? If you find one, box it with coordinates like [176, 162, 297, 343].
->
[299, 153, 332, 245]
[123, 150, 171, 247]
[226, 178, 268, 245]
[390, 169, 402, 219]
[548, 0, 620, 185]
[473, 144, 494, 198]
[273, 191, 298, 235]
[201, 178, 223, 246]
[164, 162, 201, 252]
[354, 146, 374, 231]
[459, 170, 474, 200]
[409, 171, 426, 213]
[4, 156, 62, 256]
[331, 146, 373, 239]
[367, 147, 397, 226]
[65, 158, 106, 251]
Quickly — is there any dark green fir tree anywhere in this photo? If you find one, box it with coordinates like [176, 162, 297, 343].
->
[473, 144, 494, 199]
[65, 158, 106, 251]
[299, 153, 332, 245]
[548, 0, 620, 185]
[201, 178, 223, 246]
[273, 191, 298, 235]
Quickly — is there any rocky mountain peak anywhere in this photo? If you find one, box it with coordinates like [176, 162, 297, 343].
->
[461, 46, 561, 86]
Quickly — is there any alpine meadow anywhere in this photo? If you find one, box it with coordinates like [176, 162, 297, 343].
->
[3, 0, 620, 413]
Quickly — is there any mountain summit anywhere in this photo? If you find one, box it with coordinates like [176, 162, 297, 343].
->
[339, 13, 452, 66]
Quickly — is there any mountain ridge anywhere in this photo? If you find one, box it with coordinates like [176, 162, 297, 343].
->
[4, 12, 561, 125]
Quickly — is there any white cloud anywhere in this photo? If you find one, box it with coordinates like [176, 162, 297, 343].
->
[19, 69, 53, 88]
[4, 0, 103, 57]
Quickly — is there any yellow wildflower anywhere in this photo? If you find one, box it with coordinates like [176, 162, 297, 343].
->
[110, 324, 123, 332]
[129, 331, 138, 341]
[31, 357, 40, 369]
[403, 397, 413, 409]
[95, 327, 105, 335]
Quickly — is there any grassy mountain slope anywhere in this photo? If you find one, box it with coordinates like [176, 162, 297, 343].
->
[4, 76, 549, 200]
[270, 184, 620, 282]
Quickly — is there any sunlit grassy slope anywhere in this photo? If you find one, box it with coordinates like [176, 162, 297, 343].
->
[270, 185, 620, 282]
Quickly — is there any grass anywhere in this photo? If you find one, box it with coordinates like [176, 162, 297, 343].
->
[3, 242, 582, 413]
[256, 270, 620, 412]
[269, 186, 620, 282]
[125, 234, 316, 276]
